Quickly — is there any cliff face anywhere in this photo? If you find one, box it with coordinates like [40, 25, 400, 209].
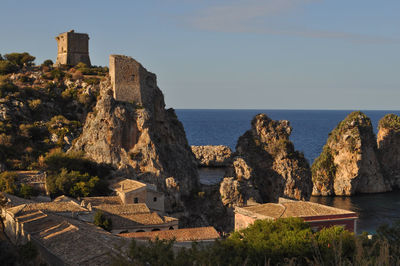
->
[312, 111, 389, 196]
[191, 145, 232, 167]
[377, 114, 400, 189]
[70, 60, 199, 211]
[220, 114, 312, 207]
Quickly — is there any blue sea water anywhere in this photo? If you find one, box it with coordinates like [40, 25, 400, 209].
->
[176, 109, 400, 234]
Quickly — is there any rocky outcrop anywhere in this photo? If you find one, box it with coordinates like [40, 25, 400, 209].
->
[191, 145, 232, 167]
[220, 114, 312, 207]
[377, 114, 400, 189]
[70, 58, 199, 211]
[312, 111, 389, 196]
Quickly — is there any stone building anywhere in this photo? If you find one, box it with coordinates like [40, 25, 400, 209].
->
[110, 179, 165, 213]
[234, 198, 358, 232]
[109, 54, 157, 105]
[55, 30, 91, 66]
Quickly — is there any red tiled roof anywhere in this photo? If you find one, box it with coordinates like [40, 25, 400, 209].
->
[119, 226, 220, 242]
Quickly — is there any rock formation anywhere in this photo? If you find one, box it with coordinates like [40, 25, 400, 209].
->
[191, 145, 232, 167]
[377, 114, 400, 188]
[312, 111, 389, 196]
[71, 56, 199, 211]
[220, 114, 312, 207]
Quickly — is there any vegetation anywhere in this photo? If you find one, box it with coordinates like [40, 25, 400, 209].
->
[312, 146, 336, 183]
[0, 51, 104, 170]
[4, 52, 35, 68]
[94, 211, 112, 231]
[42, 149, 111, 198]
[113, 218, 400, 266]
[378, 114, 400, 131]
[0, 171, 38, 198]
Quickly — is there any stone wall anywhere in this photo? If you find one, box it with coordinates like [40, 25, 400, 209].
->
[109, 55, 157, 107]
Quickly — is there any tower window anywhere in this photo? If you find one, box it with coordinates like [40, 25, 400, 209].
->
[153, 197, 157, 202]
[134, 197, 138, 203]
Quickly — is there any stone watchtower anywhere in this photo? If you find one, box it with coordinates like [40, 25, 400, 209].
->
[109, 55, 157, 107]
[55, 30, 91, 66]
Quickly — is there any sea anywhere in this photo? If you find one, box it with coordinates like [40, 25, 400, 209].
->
[176, 109, 400, 234]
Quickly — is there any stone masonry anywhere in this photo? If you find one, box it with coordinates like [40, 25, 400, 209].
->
[109, 55, 157, 106]
[55, 30, 91, 66]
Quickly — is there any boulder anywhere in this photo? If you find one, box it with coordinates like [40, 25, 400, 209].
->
[191, 145, 232, 167]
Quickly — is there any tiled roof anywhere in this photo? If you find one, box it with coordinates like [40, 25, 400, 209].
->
[236, 199, 357, 219]
[81, 196, 123, 207]
[15, 211, 127, 265]
[94, 203, 177, 227]
[111, 179, 147, 193]
[9, 201, 88, 216]
[95, 203, 150, 215]
[0, 192, 35, 208]
[119, 227, 220, 242]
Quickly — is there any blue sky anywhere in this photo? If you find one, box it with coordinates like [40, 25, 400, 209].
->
[1, 0, 399, 109]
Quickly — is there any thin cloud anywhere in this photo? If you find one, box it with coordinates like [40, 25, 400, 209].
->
[186, 0, 398, 44]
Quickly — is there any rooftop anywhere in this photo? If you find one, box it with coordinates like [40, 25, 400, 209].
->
[8, 201, 88, 216]
[81, 196, 123, 207]
[111, 179, 147, 193]
[95, 203, 177, 227]
[235, 198, 357, 220]
[119, 227, 220, 242]
[95, 203, 150, 215]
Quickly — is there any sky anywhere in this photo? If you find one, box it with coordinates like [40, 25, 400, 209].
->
[1, 0, 399, 109]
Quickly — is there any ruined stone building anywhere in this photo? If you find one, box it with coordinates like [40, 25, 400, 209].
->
[109, 54, 157, 105]
[55, 30, 91, 66]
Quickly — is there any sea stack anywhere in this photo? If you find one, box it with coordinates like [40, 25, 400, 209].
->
[377, 114, 400, 188]
[220, 114, 312, 206]
[70, 55, 199, 212]
[312, 111, 389, 196]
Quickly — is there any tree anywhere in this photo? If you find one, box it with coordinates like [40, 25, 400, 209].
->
[42, 59, 53, 67]
[0, 60, 18, 75]
[94, 211, 112, 231]
[4, 52, 35, 68]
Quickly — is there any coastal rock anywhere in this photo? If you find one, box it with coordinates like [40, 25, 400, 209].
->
[312, 111, 389, 196]
[220, 114, 312, 206]
[377, 114, 400, 188]
[70, 57, 199, 211]
[191, 145, 232, 167]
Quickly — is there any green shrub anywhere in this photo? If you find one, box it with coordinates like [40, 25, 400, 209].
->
[0, 171, 18, 194]
[42, 59, 54, 67]
[378, 114, 400, 131]
[0, 60, 18, 75]
[4, 52, 35, 68]
[94, 211, 112, 231]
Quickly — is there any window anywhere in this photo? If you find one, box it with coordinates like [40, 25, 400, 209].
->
[136, 230, 145, 232]
[134, 197, 138, 203]
[151, 228, 160, 232]
[153, 197, 157, 202]
[169, 227, 174, 230]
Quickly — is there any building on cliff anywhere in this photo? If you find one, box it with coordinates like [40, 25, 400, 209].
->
[234, 198, 358, 232]
[55, 30, 91, 66]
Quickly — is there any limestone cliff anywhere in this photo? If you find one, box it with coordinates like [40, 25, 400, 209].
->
[377, 114, 400, 189]
[70, 58, 199, 211]
[312, 111, 389, 196]
[191, 145, 232, 167]
[220, 114, 312, 207]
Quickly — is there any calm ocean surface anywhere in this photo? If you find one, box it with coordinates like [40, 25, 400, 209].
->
[176, 109, 400, 234]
